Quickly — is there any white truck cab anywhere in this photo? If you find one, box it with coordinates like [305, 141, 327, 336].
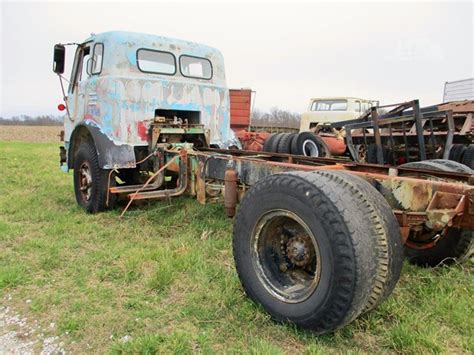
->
[53, 31, 238, 172]
[299, 97, 378, 132]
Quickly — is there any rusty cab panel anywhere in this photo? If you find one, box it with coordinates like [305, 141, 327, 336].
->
[62, 31, 238, 170]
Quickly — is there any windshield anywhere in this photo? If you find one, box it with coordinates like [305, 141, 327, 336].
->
[310, 100, 348, 111]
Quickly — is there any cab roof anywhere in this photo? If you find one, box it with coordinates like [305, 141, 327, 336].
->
[84, 31, 221, 59]
[310, 97, 376, 102]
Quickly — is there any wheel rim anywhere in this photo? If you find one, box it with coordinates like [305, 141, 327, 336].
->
[357, 145, 366, 162]
[405, 227, 445, 250]
[302, 140, 319, 157]
[78, 162, 93, 201]
[251, 210, 322, 303]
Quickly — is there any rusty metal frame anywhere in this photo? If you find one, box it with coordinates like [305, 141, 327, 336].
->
[113, 147, 474, 241]
[341, 101, 456, 164]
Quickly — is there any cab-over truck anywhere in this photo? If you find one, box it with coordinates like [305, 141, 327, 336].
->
[53, 31, 473, 335]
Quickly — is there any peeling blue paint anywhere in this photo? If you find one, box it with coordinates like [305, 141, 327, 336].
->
[127, 50, 137, 66]
[65, 30, 237, 168]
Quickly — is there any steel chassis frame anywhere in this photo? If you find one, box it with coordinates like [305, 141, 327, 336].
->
[111, 146, 474, 247]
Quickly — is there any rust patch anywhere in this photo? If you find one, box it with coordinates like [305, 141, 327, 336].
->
[387, 179, 433, 211]
[137, 121, 148, 141]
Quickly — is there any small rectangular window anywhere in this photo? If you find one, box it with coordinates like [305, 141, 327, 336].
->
[137, 49, 176, 75]
[311, 100, 348, 111]
[180, 55, 212, 79]
[91, 43, 104, 75]
[354, 101, 361, 112]
[80, 46, 91, 82]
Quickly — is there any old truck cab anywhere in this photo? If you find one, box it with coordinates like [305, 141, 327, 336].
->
[54, 31, 237, 168]
[299, 97, 378, 132]
[53, 31, 238, 212]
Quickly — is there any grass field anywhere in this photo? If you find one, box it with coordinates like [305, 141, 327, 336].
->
[0, 137, 473, 353]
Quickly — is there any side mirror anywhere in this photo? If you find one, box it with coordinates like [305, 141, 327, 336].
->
[53, 44, 66, 74]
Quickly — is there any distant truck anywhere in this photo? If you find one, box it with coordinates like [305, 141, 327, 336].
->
[299, 97, 378, 132]
[257, 97, 379, 158]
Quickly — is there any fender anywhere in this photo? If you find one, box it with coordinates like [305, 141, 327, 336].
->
[68, 120, 137, 170]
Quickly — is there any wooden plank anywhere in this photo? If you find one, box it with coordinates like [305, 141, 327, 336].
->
[230, 96, 250, 104]
[229, 102, 250, 110]
[229, 89, 252, 97]
[231, 109, 250, 117]
[230, 89, 252, 129]
[231, 118, 249, 125]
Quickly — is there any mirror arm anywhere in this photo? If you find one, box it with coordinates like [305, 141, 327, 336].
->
[57, 75, 73, 122]
[59, 74, 70, 84]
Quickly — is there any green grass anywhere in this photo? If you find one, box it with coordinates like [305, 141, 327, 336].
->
[0, 141, 473, 353]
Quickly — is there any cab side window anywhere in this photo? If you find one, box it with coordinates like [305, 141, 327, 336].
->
[91, 43, 104, 74]
[69, 45, 91, 93]
[354, 101, 361, 112]
[79, 46, 91, 82]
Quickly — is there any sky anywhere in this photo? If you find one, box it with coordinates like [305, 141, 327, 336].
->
[0, 0, 473, 117]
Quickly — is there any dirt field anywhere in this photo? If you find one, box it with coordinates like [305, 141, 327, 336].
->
[0, 125, 61, 143]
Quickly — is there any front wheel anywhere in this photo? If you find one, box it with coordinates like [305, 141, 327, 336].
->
[73, 142, 113, 213]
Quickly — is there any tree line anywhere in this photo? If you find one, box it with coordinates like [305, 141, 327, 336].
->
[251, 108, 301, 129]
[0, 115, 63, 126]
[0, 108, 301, 128]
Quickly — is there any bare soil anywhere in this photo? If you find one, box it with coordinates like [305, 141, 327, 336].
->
[0, 125, 62, 143]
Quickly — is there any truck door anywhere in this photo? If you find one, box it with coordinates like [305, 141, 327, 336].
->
[68, 44, 92, 122]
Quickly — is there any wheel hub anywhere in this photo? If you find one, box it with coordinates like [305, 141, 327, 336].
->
[302, 139, 319, 157]
[357, 145, 366, 162]
[286, 235, 312, 267]
[79, 162, 93, 201]
[251, 210, 322, 303]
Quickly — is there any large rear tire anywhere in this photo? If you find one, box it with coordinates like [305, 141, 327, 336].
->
[233, 170, 397, 333]
[405, 229, 473, 267]
[461, 144, 474, 169]
[399, 159, 473, 266]
[73, 142, 113, 213]
[315, 170, 404, 312]
[400, 159, 473, 174]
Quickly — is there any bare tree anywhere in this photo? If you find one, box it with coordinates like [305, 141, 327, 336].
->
[0, 115, 63, 126]
[251, 107, 300, 129]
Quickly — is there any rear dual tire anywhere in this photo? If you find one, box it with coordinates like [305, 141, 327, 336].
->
[233, 170, 402, 333]
[399, 159, 473, 267]
[405, 229, 473, 267]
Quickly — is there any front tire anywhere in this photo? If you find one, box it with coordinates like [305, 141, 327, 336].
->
[73, 142, 113, 213]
